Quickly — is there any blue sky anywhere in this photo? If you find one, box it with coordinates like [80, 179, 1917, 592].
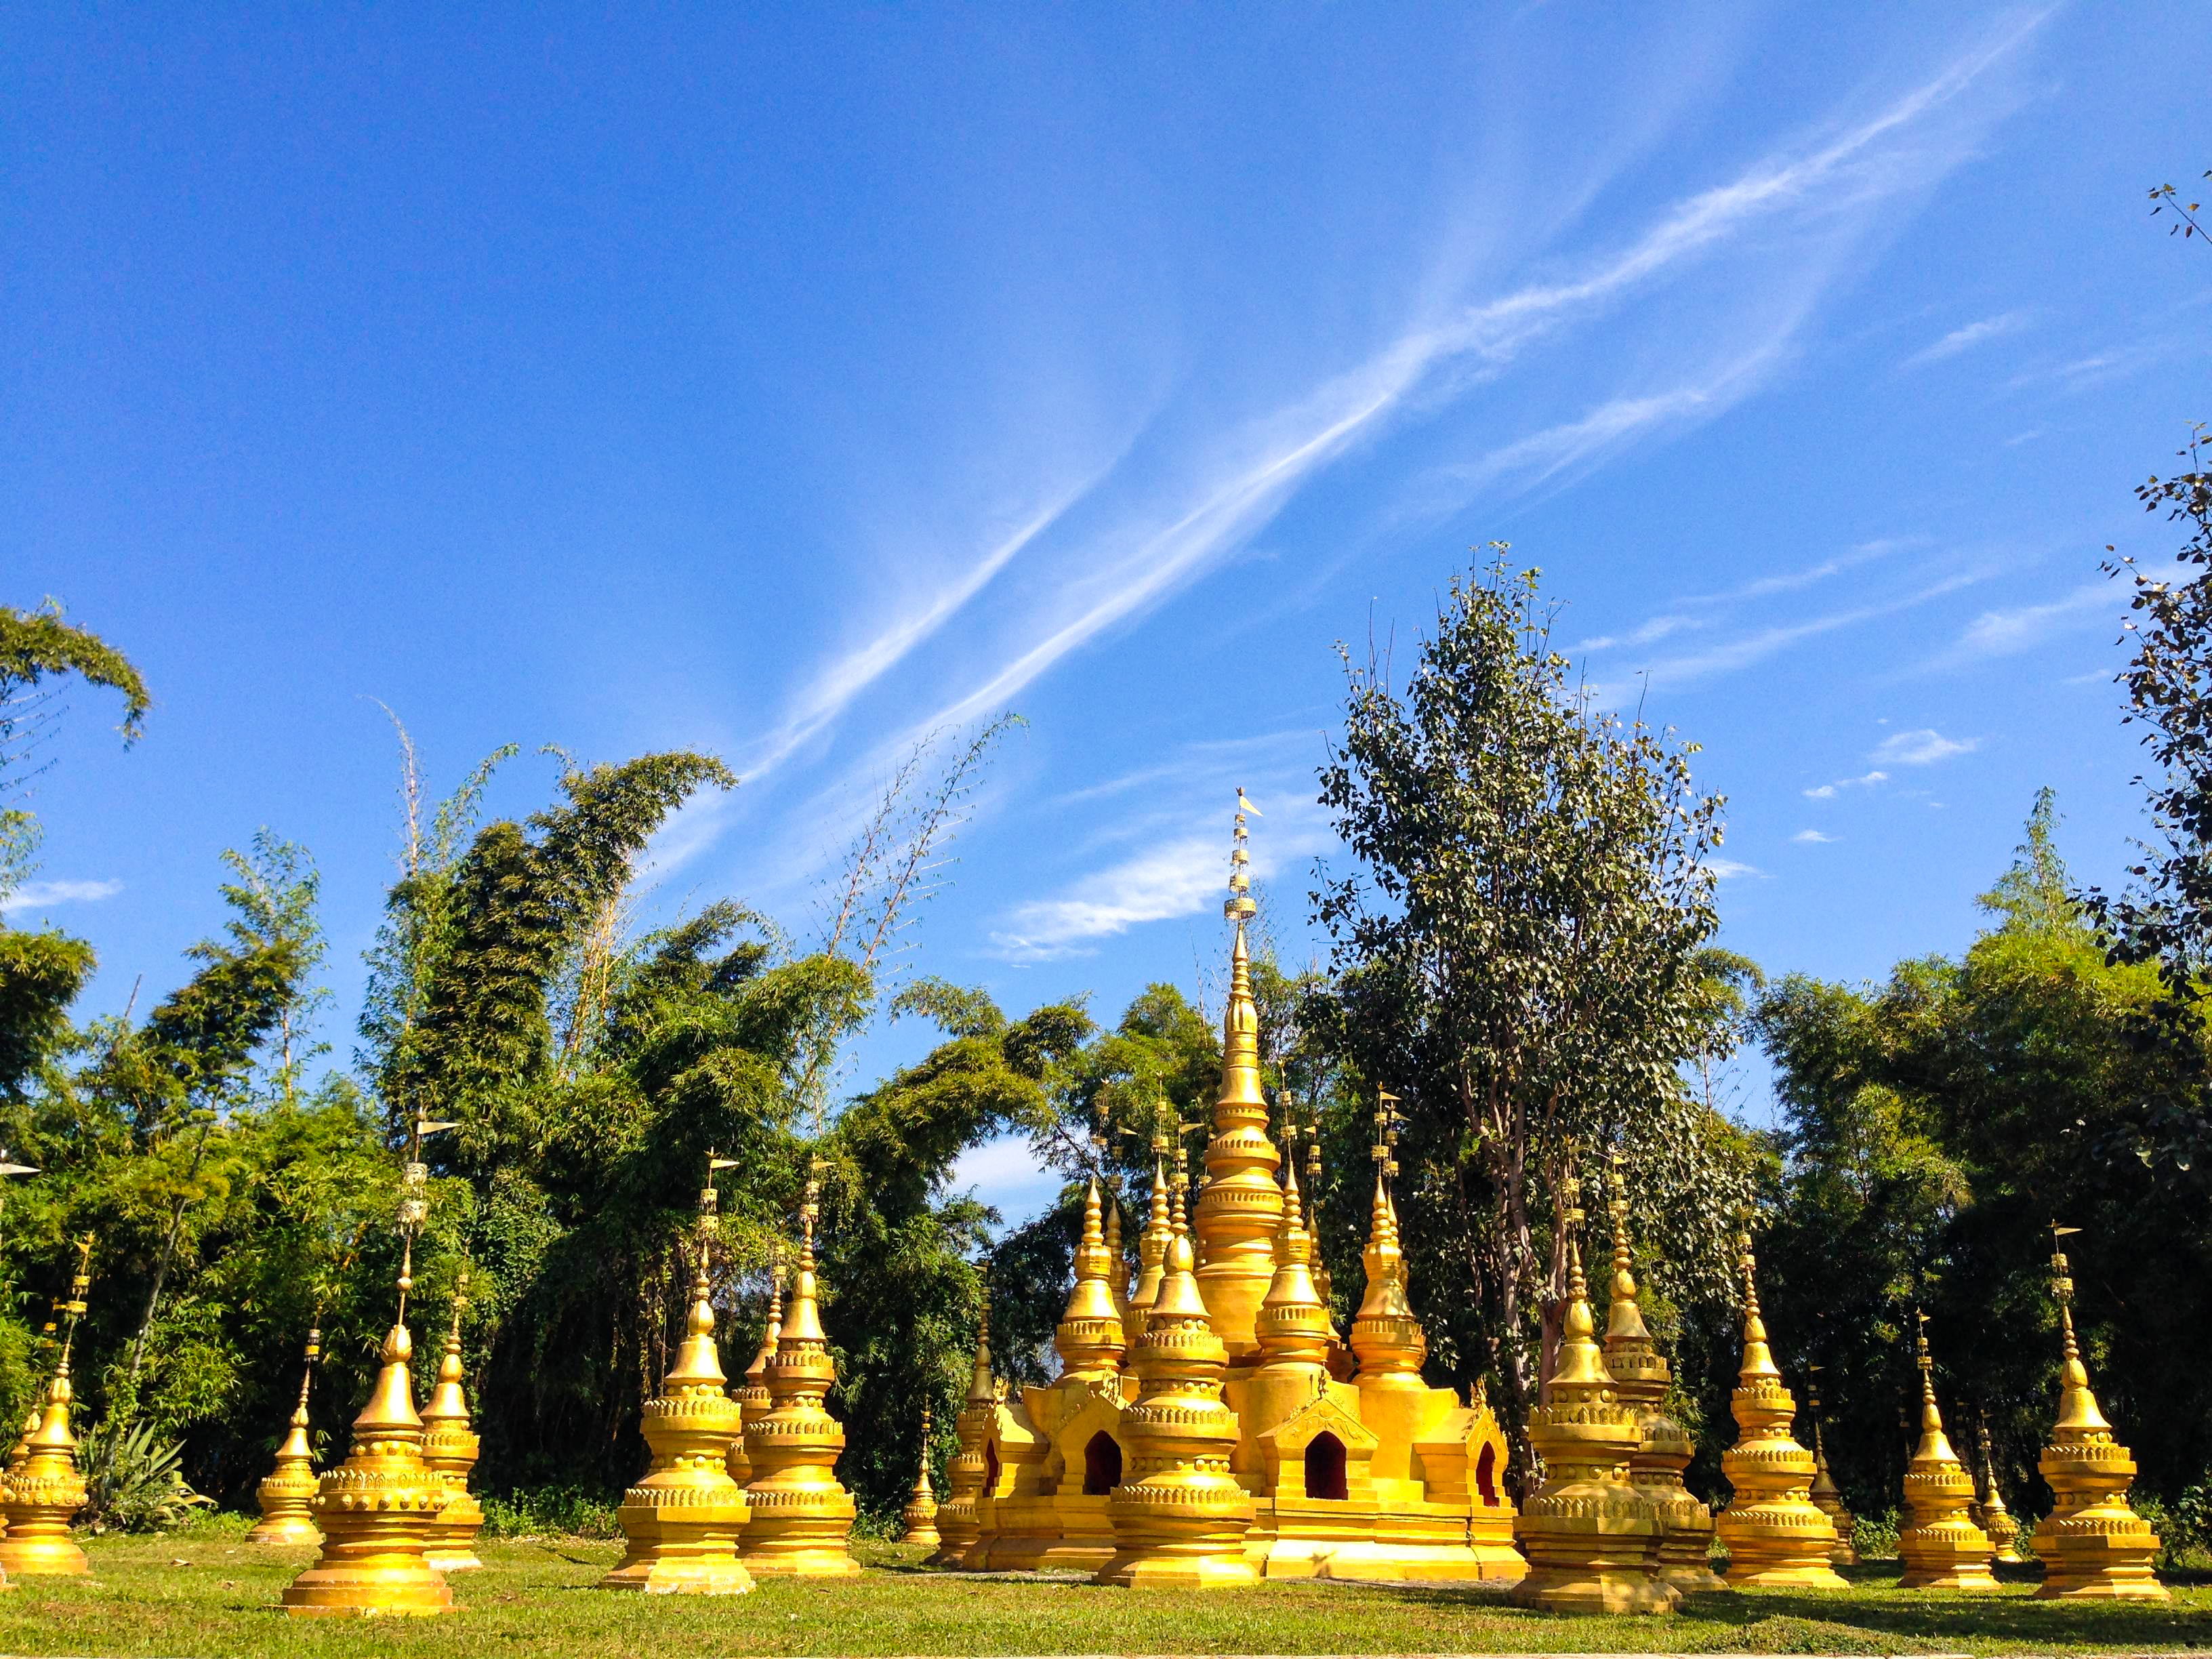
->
[5, 5, 2205, 1218]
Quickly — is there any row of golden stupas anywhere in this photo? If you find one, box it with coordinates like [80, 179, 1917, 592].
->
[0, 804, 2175, 1615]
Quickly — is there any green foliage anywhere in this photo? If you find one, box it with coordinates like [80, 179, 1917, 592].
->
[478, 1485, 621, 1540]
[0, 598, 152, 764]
[79, 1416, 209, 1533]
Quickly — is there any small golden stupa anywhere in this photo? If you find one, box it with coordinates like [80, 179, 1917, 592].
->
[1898, 1315, 1996, 1591]
[1805, 1372, 1858, 1567]
[285, 1128, 457, 1618]
[1512, 1174, 1675, 1614]
[1096, 1185, 1256, 1589]
[2033, 1229, 2165, 1601]
[928, 1289, 994, 1568]
[420, 1268, 484, 1573]
[740, 1174, 860, 1578]
[1601, 1158, 1720, 1596]
[1974, 1416, 2022, 1565]
[249, 1324, 324, 1547]
[727, 1249, 782, 1494]
[1714, 1227, 1845, 1588]
[900, 1401, 941, 1550]
[601, 1160, 754, 1595]
[0, 1236, 96, 1578]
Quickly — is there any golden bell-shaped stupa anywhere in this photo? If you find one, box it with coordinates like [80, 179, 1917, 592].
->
[2033, 1232, 2165, 1600]
[1805, 1374, 1858, 1567]
[928, 1289, 995, 1568]
[1601, 1159, 1720, 1596]
[1715, 1228, 1845, 1588]
[1897, 1317, 1995, 1590]
[1095, 1182, 1256, 1589]
[0, 1235, 96, 1578]
[249, 1324, 325, 1547]
[1512, 1175, 1675, 1614]
[1974, 1416, 2022, 1566]
[1057, 1181, 1128, 1380]
[727, 1252, 781, 1494]
[420, 1269, 484, 1574]
[740, 1177, 860, 1578]
[901, 1401, 941, 1550]
[602, 1170, 755, 1595]
[282, 1244, 453, 1617]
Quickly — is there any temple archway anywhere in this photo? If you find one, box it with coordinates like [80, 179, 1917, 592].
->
[1304, 1431, 1349, 1502]
[1082, 1431, 1122, 1495]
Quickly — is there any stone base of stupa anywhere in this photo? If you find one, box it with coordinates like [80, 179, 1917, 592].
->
[281, 1556, 453, 1617]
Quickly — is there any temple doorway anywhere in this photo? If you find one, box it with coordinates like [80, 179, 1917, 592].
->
[1304, 1431, 1349, 1501]
[1082, 1431, 1122, 1495]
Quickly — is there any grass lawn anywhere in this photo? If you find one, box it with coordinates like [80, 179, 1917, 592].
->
[1, 1527, 2207, 1658]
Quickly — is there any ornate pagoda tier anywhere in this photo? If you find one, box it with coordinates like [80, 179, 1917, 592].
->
[421, 1279, 485, 1574]
[1095, 1190, 1256, 1589]
[1806, 1380, 1858, 1568]
[1603, 1160, 1721, 1596]
[1714, 1231, 1845, 1589]
[602, 1197, 754, 1595]
[2033, 1236, 2165, 1601]
[281, 1315, 453, 1617]
[1898, 1322, 1996, 1591]
[1511, 1178, 1674, 1616]
[0, 1359, 90, 1576]
[249, 1325, 324, 1547]
[740, 1182, 860, 1578]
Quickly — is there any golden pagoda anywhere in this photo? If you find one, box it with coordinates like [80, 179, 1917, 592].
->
[928, 1289, 995, 1568]
[601, 1160, 754, 1595]
[1974, 1416, 2022, 1566]
[1805, 1372, 1857, 1567]
[727, 1249, 781, 1494]
[1096, 1185, 1256, 1589]
[420, 1268, 484, 1573]
[285, 1124, 457, 1617]
[1602, 1157, 1721, 1596]
[2032, 1229, 2165, 1601]
[1511, 1174, 1674, 1615]
[901, 1402, 941, 1550]
[0, 1236, 95, 1578]
[951, 802, 1524, 1584]
[1898, 1315, 1996, 1590]
[1714, 1226, 1845, 1588]
[740, 1175, 860, 1578]
[249, 1323, 324, 1547]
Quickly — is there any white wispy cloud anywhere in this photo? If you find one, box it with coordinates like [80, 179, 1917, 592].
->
[1901, 309, 2032, 369]
[1872, 728, 1976, 764]
[0, 878, 122, 915]
[989, 832, 1228, 962]
[1675, 537, 1914, 607]
[1803, 770, 1887, 799]
[1955, 582, 2111, 655]
[1570, 615, 1703, 653]
[1708, 858, 1765, 880]
[1792, 829, 1838, 844]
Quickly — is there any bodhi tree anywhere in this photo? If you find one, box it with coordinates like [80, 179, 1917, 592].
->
[1312, 551, 1752, 1487]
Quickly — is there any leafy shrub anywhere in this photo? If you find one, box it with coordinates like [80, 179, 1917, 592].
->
[1851, 1509, 1900, 1561]
[78, 1418, 211, 1534]
[478, 1485, 621, 1539]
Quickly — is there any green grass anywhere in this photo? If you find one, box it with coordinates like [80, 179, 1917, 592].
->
[0, 1532, 2207, 1657]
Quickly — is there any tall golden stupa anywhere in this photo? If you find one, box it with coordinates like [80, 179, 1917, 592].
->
[249, 1324, 324, 1547]
[1897, 1316, 1996, 1591]
[2033, 1229, 2165, 1601]
[1512, 1173, 1675, 1614]
[283, 1128, 456, 1617]
[0, 1236, 96, 1578]
[601, 1158, 754, 1595]
[947, 799, 1523, 1586]
[1973, 1416, 2022, 1566]
[899, 1401, 941, 1550]
[739, 1175, 860, 1578]
[1713, 1227, 1845, 1588]
[420, 1269, 484, 1574]
[1601, 1156, 1720, 1596]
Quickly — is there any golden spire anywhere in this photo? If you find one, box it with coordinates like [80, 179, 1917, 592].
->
[1126, 1155, 1172, 1342]
[1055, 1180, 1127, 1378]
[0, 1237, 96, 1578]
[1805, 1370, 1859, 1567]
[1898, 1312, 1996, 1589]
[729, 1246, 783, 1492]
[602, 1160, 754, 1593]
[1349, 1136, 1425, 1383]
[967, 1287, 997, 1406]
[2032, 1227, 2165, 1599]
[1193, 792, 1282, 1359]
[1603, 1153, 1654, 1351]
[1256, 1129, 1330, 1371]
[422, 1265, 485, 1572]
[251, 1322, 323, 1546]
[1975, 1413, 2022, 1563]
[899, 1399, 941, 1550]
[926, 1287, 996, 1568]
[1105, 1200, 1132, 1335]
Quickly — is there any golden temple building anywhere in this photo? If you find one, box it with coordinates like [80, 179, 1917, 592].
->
[949, 803, 1523, 1587]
